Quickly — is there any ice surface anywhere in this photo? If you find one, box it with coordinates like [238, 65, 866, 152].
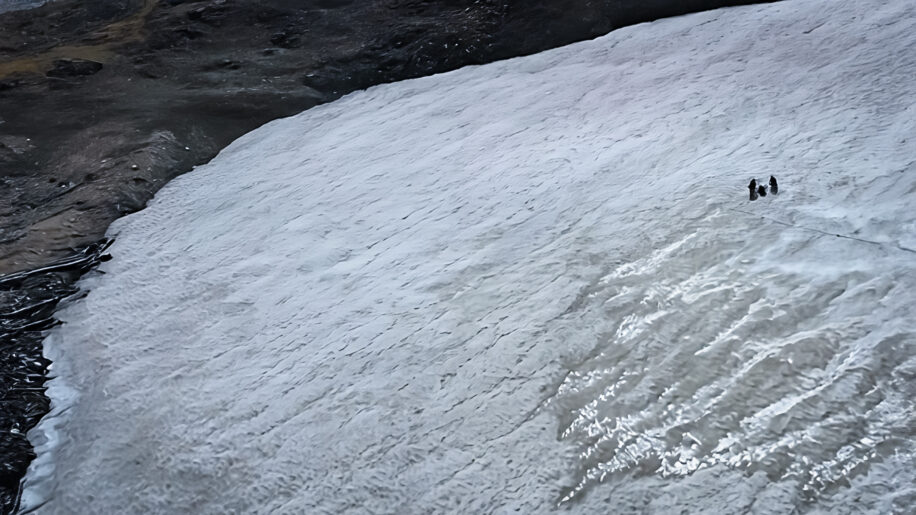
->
[0, 0, 52, 14]
[24, 0, 916, 512]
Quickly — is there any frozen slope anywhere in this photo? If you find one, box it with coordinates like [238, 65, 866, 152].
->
[25, 0, 916, 512]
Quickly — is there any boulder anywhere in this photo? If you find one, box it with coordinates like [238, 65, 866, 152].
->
[45, 58, 103, 78]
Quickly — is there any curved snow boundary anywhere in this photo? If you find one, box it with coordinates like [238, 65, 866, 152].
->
[26, 0, 916, 513]
[0, 0, 52, 14]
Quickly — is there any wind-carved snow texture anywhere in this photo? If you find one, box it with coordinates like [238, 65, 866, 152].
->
[24, 0, 916, 512]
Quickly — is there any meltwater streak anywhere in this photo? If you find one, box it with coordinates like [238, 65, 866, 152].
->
[551, 203, 915, 509]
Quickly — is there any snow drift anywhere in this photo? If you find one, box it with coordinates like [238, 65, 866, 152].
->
[25, 0, 916, 512]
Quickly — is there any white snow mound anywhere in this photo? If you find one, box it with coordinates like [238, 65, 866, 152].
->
[25, 0, 916, 512]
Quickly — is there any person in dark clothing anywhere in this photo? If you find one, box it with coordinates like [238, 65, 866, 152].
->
[749, 178, 759, 201]
[769, 175, 778, 194]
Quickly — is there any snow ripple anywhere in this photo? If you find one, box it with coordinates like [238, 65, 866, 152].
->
[551, 209, 915, 508]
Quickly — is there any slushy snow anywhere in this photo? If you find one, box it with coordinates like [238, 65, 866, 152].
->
[25, 0, 916, 512]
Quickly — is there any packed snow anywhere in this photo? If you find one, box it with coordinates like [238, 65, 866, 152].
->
[24, 0, 916, 512]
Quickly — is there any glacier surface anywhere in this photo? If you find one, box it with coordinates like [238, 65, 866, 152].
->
[25, 0, 916, 512]
[0, 0, 51, 14]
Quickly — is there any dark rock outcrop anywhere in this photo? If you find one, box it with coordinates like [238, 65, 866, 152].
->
[44, 58, 103, 78]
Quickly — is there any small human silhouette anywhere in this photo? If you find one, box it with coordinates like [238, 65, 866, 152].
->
[748, 179, 758, 201]
[758, 184, 767, 197]
[769, 175, 778, 194]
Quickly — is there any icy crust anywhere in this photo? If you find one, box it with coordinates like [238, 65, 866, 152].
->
[25, 0, 916, 512]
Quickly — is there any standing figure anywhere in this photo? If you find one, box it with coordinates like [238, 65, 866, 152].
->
[749, 179, 759, 201]
[769, 175, 779, 194]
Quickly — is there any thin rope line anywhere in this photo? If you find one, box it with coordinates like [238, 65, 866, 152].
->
[731, 207, 916, 255]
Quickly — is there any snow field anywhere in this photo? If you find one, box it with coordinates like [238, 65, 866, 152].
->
[25, 0, 916, 512]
